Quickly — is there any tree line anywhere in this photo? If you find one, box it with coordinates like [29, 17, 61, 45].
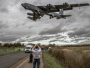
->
[0, 43, 25, 48]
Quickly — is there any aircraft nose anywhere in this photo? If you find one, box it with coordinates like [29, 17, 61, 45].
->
[21, 3, 24, 6]
[21, 3, 25, 7]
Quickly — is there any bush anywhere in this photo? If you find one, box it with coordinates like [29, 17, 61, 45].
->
[48, 48, 90, 68]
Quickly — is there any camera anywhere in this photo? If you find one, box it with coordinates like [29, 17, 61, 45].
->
[35, 45, 38, 49]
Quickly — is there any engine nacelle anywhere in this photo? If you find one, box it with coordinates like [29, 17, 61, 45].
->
[35, 10, 41, 15]
[57, 17, 66, 19]
[27, 16, 37, 21]
[40, 13, 44, 17]
[27, 13, 33, 16]
[34, 14, 41, 19]
[27, 16, 33, 20]
[57, 17, 59, 19]
[50, 14, 54, 19]
[63, 2, 70, 7]
[47, 4, 55, 8]
[63, 2, 68, 5]
[63, 17, 66, 19]
[34, 12, 44, 17]
[36, 16, 41, 19]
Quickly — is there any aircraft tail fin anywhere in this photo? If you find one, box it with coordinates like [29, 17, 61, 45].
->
[59, 9, 63, 15]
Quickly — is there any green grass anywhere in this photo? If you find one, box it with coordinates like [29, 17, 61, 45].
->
[43, 51, 65, 68]
[0, 48, 25, 56]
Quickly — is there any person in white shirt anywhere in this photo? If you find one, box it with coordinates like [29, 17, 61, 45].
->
[32, 45, 41, 68]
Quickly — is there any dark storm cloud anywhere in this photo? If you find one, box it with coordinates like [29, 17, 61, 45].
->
[75, 38, 85, 42]
[17, 39, 27, 42]
[70, 37, 88, 43]
[82, 32, 90, 37]
[68, 28, 90, 37]
[0, 35, 19, 42]
[39, 23, 67, 35]
[0, 37, 18, 42]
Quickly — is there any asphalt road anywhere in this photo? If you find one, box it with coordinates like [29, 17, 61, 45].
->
[10, 52, 44, 68]
[0, 52, 30, 68]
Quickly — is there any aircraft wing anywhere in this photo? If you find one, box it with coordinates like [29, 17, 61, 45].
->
[53, 3, 90, 9]
[60, 15, 71, 17]
[70, 3, 90, 7]
[57, 15, 71, 19]
[37, 3, 90, 12]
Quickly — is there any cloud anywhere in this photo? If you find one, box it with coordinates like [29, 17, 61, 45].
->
[0, 0, 90, 44]
[39, 23, 67, 35]
[15, 33, 67, 43]
[68, 28, 90, 37]
[0, 20, 9, 29]
[0, 8, 9, 13]
[0, 32, 19, 42]
[49, 39, 60, 43]
[28, 35, 55, 42]
[82, 32, 90, 37]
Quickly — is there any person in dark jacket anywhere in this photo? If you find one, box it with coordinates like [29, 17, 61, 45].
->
[28, 52, 33, 63]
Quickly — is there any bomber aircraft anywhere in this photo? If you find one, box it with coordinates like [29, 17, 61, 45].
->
[21, 2, 90, 21]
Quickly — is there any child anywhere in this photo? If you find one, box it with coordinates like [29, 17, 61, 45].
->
[28, 52, 33, 63]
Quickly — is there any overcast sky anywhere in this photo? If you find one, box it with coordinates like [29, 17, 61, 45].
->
[0, 0, 90, 45]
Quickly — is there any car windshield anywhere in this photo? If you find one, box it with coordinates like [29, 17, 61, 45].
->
[26, 47, 30, 49]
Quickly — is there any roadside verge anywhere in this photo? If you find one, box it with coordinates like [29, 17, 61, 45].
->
[43, 51, 65, 68]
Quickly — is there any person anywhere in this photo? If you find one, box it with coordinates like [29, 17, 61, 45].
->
[32, 45, 41, 68]
[28, 52, 33, 63]
[41, 48, 44, 53]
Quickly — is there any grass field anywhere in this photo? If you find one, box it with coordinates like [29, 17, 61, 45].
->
[48, 46, 90, 68]
[43, 51, 65, 68]
[0, 48, 25, 56]
[62, 46, 90, 54]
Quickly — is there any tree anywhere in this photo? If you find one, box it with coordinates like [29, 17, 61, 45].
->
[4, 43, 10, 47]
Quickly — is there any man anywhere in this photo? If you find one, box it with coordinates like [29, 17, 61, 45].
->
[28, 52, 33, 63]
[32, 45, 41, 68]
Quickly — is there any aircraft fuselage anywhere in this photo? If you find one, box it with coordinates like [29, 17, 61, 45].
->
[21, 3, 47, 14]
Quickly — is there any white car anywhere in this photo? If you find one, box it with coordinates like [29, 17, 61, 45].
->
[25, 45, 33, 53]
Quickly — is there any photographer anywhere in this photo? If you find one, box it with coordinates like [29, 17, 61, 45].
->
[32, 45, 41, 68]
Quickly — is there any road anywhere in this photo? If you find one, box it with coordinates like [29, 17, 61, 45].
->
[10, 52, 44, 68]
[0, 52, 29, 68]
